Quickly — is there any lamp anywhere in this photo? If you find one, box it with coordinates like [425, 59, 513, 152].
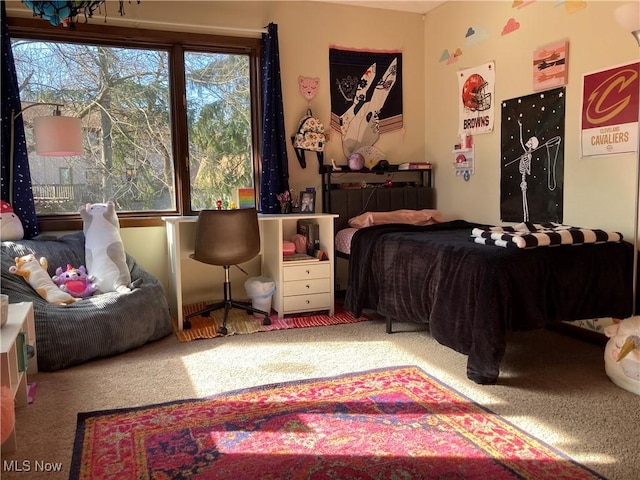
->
[614, 2, 640, 314]
[9, 103, 83, 204]
[614, 2, 640, 47]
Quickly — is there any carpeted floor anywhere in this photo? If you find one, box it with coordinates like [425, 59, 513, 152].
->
[1, 318, 637, 479]
[69, 366, 605, 480]
[175, 302, 367, 342]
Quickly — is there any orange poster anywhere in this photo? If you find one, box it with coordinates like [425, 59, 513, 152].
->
[533, 41, 568, 92]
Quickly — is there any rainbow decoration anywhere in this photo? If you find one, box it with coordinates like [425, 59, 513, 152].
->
[237, 188, 255, 209]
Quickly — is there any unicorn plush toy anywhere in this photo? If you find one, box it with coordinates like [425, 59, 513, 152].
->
[604, 316, 640, 395]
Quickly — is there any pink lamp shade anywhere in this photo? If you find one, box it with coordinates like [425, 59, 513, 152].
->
[33, 115, 83, 156]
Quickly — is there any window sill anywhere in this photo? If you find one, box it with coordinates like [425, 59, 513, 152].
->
[37, 215, 168, 232]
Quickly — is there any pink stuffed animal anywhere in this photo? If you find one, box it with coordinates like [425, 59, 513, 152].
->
[52, 264, 97, 298]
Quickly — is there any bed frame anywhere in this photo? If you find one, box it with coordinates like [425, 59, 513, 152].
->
[321, 164, 436, 235]
[329, 186, 436, 235]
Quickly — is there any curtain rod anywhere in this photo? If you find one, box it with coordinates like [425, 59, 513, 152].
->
[90, 16, 268, 35]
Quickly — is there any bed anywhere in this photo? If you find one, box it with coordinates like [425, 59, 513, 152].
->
[326, 187, 635, 385]
[343, 219, 635, 384]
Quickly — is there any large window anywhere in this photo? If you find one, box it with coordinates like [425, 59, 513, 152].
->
[8, 18, 261, 229]
[185, 51, 254, 211]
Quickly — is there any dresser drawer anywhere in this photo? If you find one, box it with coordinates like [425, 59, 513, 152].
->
[283, 292, 332, 312]
[283, 262, 331, 281]
[282, 278, 331, 296]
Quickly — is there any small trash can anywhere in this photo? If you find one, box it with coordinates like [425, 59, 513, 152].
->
[244, 276, 276, 317]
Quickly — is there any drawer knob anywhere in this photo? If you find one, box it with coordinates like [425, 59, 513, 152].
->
[306, 300, 310, 304]
[305, 284, 310, 289]
[305, 270, 310, 274]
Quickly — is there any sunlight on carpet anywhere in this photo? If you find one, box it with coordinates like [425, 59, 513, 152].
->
[70, 366, 607, 480]
[174, 302, 368, 342]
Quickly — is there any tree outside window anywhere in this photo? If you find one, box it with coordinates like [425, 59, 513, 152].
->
[9, 21, 261, 229]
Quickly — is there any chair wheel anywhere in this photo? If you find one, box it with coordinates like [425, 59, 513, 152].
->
[183, 319, 192, 330]
[202, 311, 211, 317]
[262, 316, 271, 326]
[217, 326, 228, 335]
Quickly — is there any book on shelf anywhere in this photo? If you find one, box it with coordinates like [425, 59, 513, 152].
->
[398, 162, 432, 170]
[296, 219, 320, 255]
[283, 253, 320, 262]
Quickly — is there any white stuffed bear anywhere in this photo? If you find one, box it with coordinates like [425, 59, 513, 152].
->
[79, 201, 132, 294]
[604, 316, 640, 395]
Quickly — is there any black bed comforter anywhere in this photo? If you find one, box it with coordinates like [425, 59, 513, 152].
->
[345, 220, 634, 384]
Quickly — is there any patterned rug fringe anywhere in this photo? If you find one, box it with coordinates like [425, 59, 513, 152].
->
[175, 302, 367, 342]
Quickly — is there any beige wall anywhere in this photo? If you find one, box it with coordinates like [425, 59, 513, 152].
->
[7, 1, 640, 294]
[425, 0, 639, 241]
[7, 1, 427, 292]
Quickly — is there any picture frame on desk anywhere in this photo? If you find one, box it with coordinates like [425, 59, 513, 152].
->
[299, 191, 316, 213]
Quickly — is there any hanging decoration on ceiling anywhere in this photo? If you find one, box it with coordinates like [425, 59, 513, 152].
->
[22, 1, 139, 27]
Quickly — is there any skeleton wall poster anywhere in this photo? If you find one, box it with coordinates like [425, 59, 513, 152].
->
[329, 47, 403, 157]
[458, 61, 495, 135]
[500, 87, 565, 223]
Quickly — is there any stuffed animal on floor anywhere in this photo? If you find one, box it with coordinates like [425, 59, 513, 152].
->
[79, 201, 132, 293]
[0, 201, 24, 241]
[52, 264, 98, 298]
[0, 386, 15, 444]
[604, 316, 640, 395]
[9, 254, 77, 305]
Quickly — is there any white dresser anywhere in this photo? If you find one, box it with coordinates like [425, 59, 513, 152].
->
[252, 213, 337, 319]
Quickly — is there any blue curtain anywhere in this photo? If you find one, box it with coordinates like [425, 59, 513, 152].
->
[260, 23, 289, 214]
[1, 3, 39, 238]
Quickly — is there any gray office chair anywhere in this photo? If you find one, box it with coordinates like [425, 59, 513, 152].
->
[184, 208, 271, 334]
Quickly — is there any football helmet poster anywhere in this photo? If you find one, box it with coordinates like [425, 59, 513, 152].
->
[458, 61, 495, 135]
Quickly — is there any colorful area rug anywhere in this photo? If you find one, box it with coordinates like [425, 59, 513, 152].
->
[70, 366, 605, 480]
[175, 302, 367, 342]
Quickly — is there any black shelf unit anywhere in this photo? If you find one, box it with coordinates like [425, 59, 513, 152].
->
[320, 164, 433, 213]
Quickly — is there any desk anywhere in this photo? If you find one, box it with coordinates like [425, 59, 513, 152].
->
[163, 213, 337, 330]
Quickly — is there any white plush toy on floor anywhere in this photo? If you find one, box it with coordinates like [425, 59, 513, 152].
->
[604, 316, 640, 395]
[79, 201, 132, 294]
